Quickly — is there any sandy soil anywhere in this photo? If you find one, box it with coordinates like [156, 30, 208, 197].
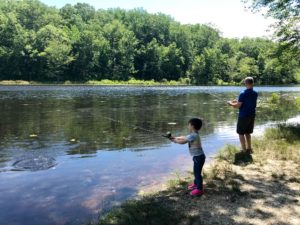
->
[140, 157, 300, 225]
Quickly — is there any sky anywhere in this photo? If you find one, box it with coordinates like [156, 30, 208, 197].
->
[40, 0, 275, 38]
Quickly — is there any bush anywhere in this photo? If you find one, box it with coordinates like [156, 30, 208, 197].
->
[178, 77, 191, 85]
[269, 93, 280, 104]
[86, 79, 185, 86]
[215, 144, 240, 163]
[265, 124, 300, 143]
[64, 80, 72, 85]
[0, 80, 30, 85]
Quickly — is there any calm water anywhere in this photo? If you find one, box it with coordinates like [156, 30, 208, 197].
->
[0, 85, 299, 225]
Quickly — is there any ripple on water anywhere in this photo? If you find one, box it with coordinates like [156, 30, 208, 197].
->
[12, 156, 57, 171]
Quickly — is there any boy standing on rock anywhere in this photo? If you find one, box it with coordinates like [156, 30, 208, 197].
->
[227, 77, 258, 155]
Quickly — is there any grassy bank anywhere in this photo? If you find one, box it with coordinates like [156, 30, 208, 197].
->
[93, 123, 300, 225]
[86, 78, 191, 86]
[1, 79, 299, 86]
[0, 79, 190, 86]
[0, 80, 34, 85]
[0, 78, 240, 86]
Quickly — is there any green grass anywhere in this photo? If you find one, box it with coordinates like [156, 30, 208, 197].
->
[253, 124, 300, 164]
[95, 198, 183, 225]
[205, 148, 243, 193]
[0, 80, 32, 85]
[269, 93, 280, 104]
[0, 80, 75, 85]
[4, 79, 298, 87]
[215, 144, 240, 164]
[264, 124, 300, 143]
[86, 78, 190, 86]
[257, 93, 300, 109]
[296, 97, 300, 107]
[166, 171, 185, 188]
[0, 78, 190, 86]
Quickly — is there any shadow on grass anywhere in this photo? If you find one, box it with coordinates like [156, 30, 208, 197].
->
[96, 193, 186, 225]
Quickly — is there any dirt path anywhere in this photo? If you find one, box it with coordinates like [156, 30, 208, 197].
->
[155, 158, 300, 225]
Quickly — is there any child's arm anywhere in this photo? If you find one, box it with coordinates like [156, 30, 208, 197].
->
[171, 136, 188, 144]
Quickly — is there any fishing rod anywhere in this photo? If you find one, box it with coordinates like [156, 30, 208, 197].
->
[207, 92, 241, 104]
[207, 92, 236, 101]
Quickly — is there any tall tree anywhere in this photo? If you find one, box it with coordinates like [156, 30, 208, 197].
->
[245, 0, 300, 50]
[102, 20, 138, 80]
[34, 24, 73, 81]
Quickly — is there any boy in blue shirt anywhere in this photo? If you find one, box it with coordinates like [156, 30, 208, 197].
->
[171, 118, 205, 196]
[227, 77, 258, 154]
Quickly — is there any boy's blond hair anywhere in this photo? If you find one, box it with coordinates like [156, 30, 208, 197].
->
[244, 77, 254, 85]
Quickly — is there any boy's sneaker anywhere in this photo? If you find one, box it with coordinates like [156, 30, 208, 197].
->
[246, 148, 253, 154]
[190, 189, 204, 196]
[188, 183, 197, 190]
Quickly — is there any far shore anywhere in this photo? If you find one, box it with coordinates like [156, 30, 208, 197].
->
[1, 79, 300, 87]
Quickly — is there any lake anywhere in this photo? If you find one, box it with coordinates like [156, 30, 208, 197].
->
[0, 85, 299, 225]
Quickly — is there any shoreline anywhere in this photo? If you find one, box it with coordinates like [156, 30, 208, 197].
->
[1, 80, 299, 87]
[94, 123, 300, 225]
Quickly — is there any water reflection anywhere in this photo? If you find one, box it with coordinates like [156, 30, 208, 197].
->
[0, 86, 299, 225]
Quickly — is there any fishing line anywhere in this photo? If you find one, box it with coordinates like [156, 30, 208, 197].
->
[102, 116, 173, 138]
[207, 92, 223, 100]
[207, 92, 240, 103]
[208, 92, 233, 100]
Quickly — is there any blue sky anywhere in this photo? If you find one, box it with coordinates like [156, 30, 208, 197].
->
[40, 0, 275, 38]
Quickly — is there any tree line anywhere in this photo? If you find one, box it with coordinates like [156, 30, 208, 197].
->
[0, 0, 299, 84]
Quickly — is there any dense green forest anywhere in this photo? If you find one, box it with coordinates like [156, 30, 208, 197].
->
[0, 0, 299, 84]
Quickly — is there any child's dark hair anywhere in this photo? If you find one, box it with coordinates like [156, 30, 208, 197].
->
[188, 118, 202, 131]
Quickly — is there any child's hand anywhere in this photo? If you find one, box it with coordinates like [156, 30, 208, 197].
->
[227, 100, 237, 105]
[169, 137, 176, 143]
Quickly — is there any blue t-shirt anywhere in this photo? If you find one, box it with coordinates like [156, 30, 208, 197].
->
[186, 132, 204, 157]
[238, 88, 258, 118]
